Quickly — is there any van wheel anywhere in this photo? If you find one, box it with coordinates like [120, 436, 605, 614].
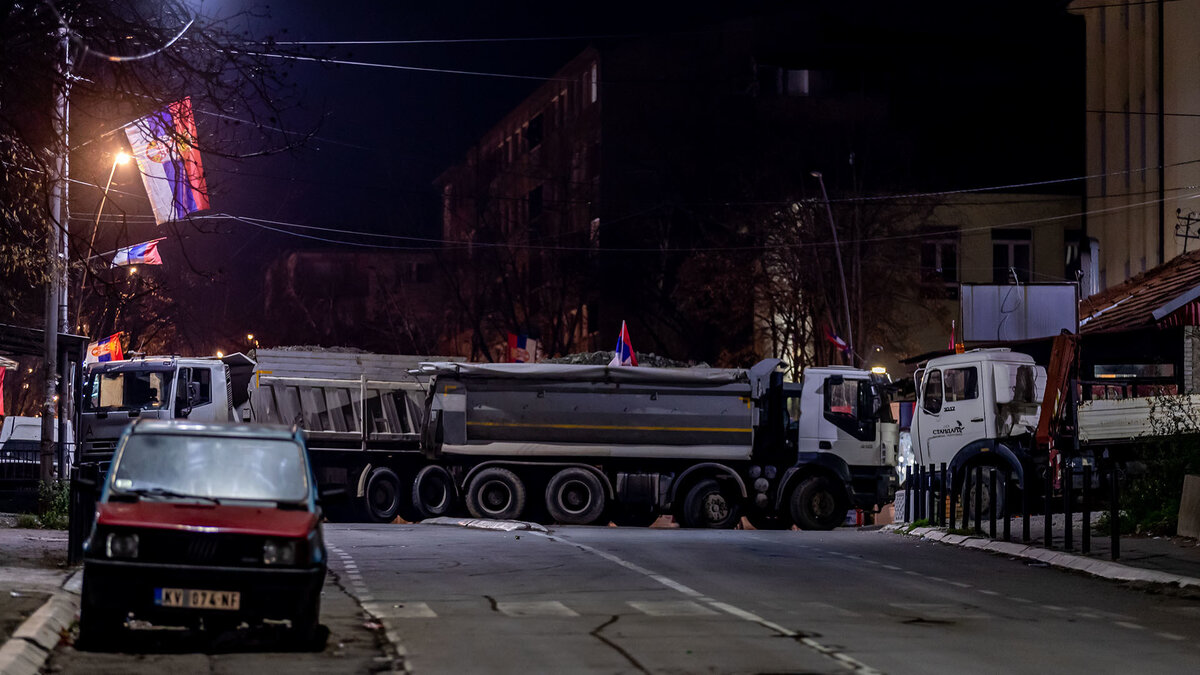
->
[412, 465, 457, 519]
[962, 466, 1005, 525]
[680, 479, 741, 529]
[466, 468, 526, 520]
[364, 468, 401, 523]
[545, 468, 606, 525]
[789, 476, 847, 530]
[77, 595, 123, 651]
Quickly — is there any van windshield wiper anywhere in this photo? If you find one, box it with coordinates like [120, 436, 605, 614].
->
[115, 486, 221, 504]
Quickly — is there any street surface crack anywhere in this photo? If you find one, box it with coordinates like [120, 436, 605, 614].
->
[590, 615, 649, 674]
[328, 566, 408, 672]
[484, 594, 499, 612]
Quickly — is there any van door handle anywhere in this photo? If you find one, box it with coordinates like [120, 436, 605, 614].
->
[970, 417, 984, 423]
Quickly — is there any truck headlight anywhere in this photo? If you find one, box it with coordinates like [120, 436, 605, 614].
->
[105, 532, 139, 559]
[263, 539, 297, 565]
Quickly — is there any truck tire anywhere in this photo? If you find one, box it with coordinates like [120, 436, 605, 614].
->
[962, 466, 1005, 525]
[412, 465, 457, 519]
[680, 478, 741, 529]
[545, 468, 607, 525]
[364, 467, 402, 523]
[789, 476, 847, 531]
[465, 468, 527, 520]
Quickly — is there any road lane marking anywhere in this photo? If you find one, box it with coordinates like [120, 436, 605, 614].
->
[978, 590, 1000, 596]
[628, 600, 718, 617]
[364, 601, 438, 618]
[795, 602, 862, 618]
[889, 603, 990, 620]
[1157, 632, 1186, 641]
[497, 601, 580, 617]
[541, 533, 883, 675]
[1114, 621, 1145, 631]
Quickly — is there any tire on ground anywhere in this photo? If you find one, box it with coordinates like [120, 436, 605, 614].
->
[789, 476, 847, 530]
[412, 464, 457, 519]
[465, 467, 527, 520]
[364, 467, 402, 523]
[545, 468, 607, 525]
[962, 465, 1005, 525]
[679, 478, 741, 529]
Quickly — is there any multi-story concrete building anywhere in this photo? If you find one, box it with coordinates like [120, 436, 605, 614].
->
[1069, 0, 1200, 294]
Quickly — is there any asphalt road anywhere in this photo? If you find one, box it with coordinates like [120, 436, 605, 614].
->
[331, 523, 1200, 674]
[41, 523, 1200, 674]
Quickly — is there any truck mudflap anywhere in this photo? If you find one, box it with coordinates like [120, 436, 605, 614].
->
[946, 438, 1028, 497]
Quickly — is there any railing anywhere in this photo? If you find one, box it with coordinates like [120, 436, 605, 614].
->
[903, 461, 1121, 560]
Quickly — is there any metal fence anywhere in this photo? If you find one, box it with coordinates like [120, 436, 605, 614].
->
[904, 462, 1121, 560]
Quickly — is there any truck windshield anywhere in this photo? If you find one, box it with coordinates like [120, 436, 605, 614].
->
[83, 370, 173, 412]
[109, 433, 309, 503]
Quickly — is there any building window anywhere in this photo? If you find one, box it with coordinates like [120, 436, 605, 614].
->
[992, 228, 1031, 284]
[527, 113, 544, 150]
[920, 228, 959, 299]
[589, 62, 598, 103]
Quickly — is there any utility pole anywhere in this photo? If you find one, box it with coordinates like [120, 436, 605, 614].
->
[810, 171, 854, 363]
[41, 25, 72, 486]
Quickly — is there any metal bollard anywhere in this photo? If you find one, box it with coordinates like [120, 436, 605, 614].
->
[905, 466, 912, 522]
[940, 463, 948, 527]
[949, 471, 958, 530]
[915, 464, 923, 521]
[1022, 472, 1030, 543]
[1110, 466, 1120, 560]
[1044, 469, 1053, 549]
[988, 468, 997, 539]
[1082, 464, 1091, 555]
[1063, 463, 1074, 551]
[928, 464, 936, 526]
[974, 465, 983, 535]
[1002, 469, 1011, 542]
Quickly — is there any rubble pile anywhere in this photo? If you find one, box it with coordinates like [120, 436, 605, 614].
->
[544, 351, 707, 368]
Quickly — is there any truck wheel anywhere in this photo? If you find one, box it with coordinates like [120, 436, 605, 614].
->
[680, 478, 741, 529]
[466, 468, 527, 520]
[412, 465, 457, 519]
[545, 468, 607, 525]
[789, 476, 847, 530]
[364, 467, 402, 523]
[963, 467, 1005, 525]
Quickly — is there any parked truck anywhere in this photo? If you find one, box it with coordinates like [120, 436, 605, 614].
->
[76, 349, 898, 530]
[909, 341, 1200, 516]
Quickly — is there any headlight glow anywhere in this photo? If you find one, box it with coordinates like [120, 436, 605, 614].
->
[263, 539, 297, 565]
[105, 532, 139, 559]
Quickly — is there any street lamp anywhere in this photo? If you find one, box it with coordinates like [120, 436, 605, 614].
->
[810, 170, 854, 362]
[74, 151, 131, 332]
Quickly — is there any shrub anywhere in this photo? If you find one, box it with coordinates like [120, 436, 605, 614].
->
[37, 480, 70, 530]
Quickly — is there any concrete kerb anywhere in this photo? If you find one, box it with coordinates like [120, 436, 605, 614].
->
[0, 570, 81, 675]
[883, 524, 1200, 591]
[421, 517, 549, 533]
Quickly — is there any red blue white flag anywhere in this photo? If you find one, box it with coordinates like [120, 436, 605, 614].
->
[86, 333, 124, 364]
[506, 333, 539, 363]
[608, 321, 638, 367]
[823, 325, 851, 356]
[110, 238, 165, 268]
[123, 97, 210, 225]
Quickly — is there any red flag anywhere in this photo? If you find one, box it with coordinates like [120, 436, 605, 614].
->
[86, 333, 124, 364]
[948, 319, 956, 351]
[608, 321, 638, 367]
[0, 368, 5, 416]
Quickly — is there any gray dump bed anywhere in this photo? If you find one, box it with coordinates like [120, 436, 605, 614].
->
[422, 360, 781, 460]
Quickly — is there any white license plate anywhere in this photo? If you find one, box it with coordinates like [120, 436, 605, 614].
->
[155, 588, 241, 611]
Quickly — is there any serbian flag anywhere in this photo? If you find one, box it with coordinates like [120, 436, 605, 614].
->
[823, 325, 851, 356]
[111, 238, 165, 268]
[608, 321, 638, 367]
[507, 333, 539, 363]
[947, 319, 957, 351]
[86, 333, 124, 364]
[124, 97, 210, 225]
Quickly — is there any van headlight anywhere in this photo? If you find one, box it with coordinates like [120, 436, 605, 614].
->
[105, 532, 139, 559]
[263, 539, 297, 565]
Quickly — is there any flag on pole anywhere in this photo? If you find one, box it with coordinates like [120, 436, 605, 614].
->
[608, 321, 638, 367]
[0, 367, 6, 416]
[111, 238, 165, 268]
[86, 333, 124, 364]
[506, 333, 539, 363]
[123, 97, 210, 225]
[823, 325, 851, 356]
[947, 319, 956, 351]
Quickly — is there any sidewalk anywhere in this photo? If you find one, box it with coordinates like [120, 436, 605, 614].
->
[0, 523, 78, 675]
[887, 512, 1200, 594]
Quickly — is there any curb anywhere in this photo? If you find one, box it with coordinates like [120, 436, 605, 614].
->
[0, 571, 81, 675]
[421, 517, 549, 533]
[884, 524, 1200, 590]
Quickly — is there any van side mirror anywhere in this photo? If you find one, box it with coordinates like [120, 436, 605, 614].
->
[993, 364, 1013, 405]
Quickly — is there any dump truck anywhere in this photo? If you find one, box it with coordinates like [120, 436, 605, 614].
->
[76, 349, 898, 530]
[412, 359, 898, 529]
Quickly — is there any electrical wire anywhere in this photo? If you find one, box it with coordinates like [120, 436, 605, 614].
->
[231, 49, 573, 82]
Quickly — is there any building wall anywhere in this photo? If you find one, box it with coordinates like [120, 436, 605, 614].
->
[1071, 0, 1200, 292]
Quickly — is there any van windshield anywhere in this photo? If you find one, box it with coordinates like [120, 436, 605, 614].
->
[83, 370, 173, 412]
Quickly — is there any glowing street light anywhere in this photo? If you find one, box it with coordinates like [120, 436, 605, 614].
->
[75, 150, 132, 332]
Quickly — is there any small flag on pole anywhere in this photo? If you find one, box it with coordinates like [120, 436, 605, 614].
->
[124, 97, 210, 225]
[506, 333, 539, 363]
[823, 325, 851, 356]
[947, 319, 956, 351]
[86, 333, 124, 364]
[608, 321, 638, 367]
[111, 238, 165, 268]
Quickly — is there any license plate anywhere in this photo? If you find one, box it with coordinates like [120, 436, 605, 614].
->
[155, 588, 241, 611]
